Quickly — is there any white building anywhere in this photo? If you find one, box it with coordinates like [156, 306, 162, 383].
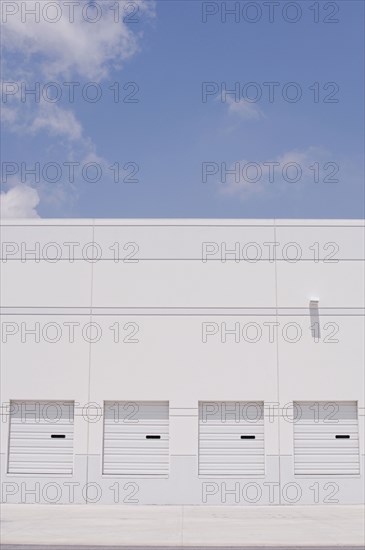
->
[0, 219, 364, 505]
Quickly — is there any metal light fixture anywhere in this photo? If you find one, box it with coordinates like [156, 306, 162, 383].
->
[309, 298, 320, 339]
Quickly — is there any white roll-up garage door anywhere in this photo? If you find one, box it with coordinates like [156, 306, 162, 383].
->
[103, 401, 169, 476]
[199, 401, 265, 476]
[294, 401, 360, 475]
[8, 401, 74, 475]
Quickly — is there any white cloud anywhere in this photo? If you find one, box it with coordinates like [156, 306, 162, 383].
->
[226, 97, 264, 120]
[1, 1, 155, 214]
[0, 184, 40, 218]
[1, 97, 84, 142]
[30, 103, 83, 141]
[219, 147, 330, 200]
[1, 0, 155, 81]
[1, 105, 19, 124]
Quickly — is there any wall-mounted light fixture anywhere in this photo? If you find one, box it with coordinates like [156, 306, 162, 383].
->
[309, 297, 320, 339]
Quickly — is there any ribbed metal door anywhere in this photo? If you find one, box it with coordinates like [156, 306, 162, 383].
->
[103, 401, 169, 476]
[199, 401, 265, 476]
[294, 401, 360, 475]
[8, 401, 74, 474]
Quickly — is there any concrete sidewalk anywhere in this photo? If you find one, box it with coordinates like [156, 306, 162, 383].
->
[1, 505, 364, 547]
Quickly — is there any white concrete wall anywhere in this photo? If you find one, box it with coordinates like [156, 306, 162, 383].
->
[1, 219, 364, 505]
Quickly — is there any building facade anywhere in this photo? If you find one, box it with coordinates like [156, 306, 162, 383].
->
[1, 219, 364, 505]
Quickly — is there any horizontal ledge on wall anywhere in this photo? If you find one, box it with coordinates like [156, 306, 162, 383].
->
[1, 307, 364, 317]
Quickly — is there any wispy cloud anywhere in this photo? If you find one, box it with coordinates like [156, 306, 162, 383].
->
[1, 94, 84, 142]
[226, 96, 264, 120]
[219, 147, 333, 200]
[1, 105, 19, 124]
[1, 0, 156, 81]
[30, 103, 83, 141]
[1, 1, 156, 216]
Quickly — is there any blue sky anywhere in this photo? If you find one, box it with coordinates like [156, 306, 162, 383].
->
[1, 0, 364, 218]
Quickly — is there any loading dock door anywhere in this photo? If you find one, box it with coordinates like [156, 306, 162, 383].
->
[103, 401, 169, 476]
[8, 401, 74, 475]
[199, 401, 265, 476]
[294, 401, 360, 475]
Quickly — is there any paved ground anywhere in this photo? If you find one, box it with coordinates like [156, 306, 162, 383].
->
[1, 505, 364, 547]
